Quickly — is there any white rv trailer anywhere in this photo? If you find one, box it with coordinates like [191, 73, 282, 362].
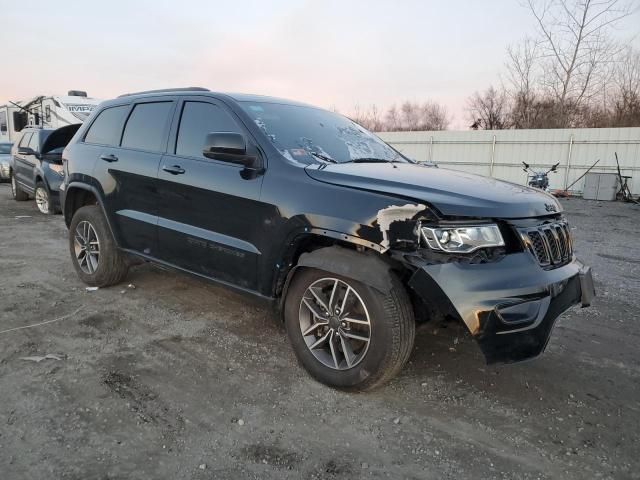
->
[0, 91, 101, 143]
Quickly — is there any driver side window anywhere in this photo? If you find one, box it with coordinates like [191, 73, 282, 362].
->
[175, 102, 241, 159]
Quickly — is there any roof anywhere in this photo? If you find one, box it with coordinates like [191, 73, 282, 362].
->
[111, 87, 314, 108]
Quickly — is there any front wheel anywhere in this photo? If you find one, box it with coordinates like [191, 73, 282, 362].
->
[35, 182, 58, 214]
[284, 268, 415, 391]
[69, 205, 129, 287]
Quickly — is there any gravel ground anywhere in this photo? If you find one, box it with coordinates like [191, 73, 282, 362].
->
[0, 182, 639, 480]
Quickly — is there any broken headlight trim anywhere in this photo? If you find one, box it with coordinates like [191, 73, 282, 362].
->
[421, 224, 504, 253]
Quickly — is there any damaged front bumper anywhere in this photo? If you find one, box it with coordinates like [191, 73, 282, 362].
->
[408, 252, 595, 364]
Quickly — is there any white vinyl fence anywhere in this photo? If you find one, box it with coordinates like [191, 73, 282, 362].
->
[378, 127, 640, 196]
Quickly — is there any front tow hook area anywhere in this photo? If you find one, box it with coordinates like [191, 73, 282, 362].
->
[579, 265, 595, 307]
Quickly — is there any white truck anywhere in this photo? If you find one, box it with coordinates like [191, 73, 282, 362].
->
[0, 91, 101, 143]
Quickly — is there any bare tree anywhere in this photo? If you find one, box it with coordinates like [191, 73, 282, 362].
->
[400, 101, 421, 130]
[350, 104, 385, 131]
[506, 37, 542, 128]
[384, 105, 401, 131]
[419, 101, 450, 130]
[611, 46, 640, 126]
[525, 0, 634, 126]
[467, 86, 511, 129]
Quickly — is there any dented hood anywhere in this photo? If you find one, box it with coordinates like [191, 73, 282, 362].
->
[304, 163, 561, 218]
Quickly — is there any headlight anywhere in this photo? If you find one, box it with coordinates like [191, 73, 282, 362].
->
[421, 224, 504, 253]
[49, 163, 65, 176]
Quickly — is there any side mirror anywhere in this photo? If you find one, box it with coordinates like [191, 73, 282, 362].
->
[202, 132, 258, 168]
[18, 146, 35, 156]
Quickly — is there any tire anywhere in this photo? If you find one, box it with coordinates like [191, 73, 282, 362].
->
[284, 267, 415, 391]
[10, 173, 29, 201]
[34, 182, 58, 215]
[69, 205, 129, 287]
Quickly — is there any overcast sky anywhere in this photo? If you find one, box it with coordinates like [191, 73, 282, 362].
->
[1, 0, 639, 129]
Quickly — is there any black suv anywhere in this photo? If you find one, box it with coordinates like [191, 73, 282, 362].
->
[11, 125, 80, 214]
[61, 88, 595, 391]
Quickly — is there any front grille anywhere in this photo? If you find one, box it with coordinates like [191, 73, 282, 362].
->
[519, 221, 573, 268]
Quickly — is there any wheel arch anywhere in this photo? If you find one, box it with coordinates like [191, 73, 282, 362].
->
[276, 244, 401, 320]
[63, 183, 120, 246]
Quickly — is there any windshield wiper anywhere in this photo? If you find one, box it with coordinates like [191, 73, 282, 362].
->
[310, 151, 338, 163]
[343, 157, 398, 164]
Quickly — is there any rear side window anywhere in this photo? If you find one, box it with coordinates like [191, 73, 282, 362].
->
[176, 102, 240, 159]
[84, 105, 128, 146]
[121, 102, 173, 153]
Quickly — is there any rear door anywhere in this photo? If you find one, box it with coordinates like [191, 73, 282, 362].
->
[84, 99, 175, 255]
[155, 97, 264, 290]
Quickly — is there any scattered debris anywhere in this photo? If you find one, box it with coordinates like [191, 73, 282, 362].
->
[198, 464, 207, 470]
[237, 419, 245, 426]
[85, 286, 99, 292]
[128, 284, 136, 289]
[556, 158, 600, 197]
[0, 306, 85, 336]
[14, 215, 31, 219]
[20, 353, 64, 363]
[615, 152, 639, 204]
[393, 417, 401, 424]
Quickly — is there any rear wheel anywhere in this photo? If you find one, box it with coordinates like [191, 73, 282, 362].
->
[69, 205, 129, 287]
[284, 267, 415, 391]
[10, 173, 29, 201]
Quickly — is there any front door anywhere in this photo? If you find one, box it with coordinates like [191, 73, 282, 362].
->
[156, 98, 265, 291]
[13, 131, 35, 192]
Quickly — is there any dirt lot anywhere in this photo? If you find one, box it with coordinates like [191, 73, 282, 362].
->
[0, 183, 639, 480]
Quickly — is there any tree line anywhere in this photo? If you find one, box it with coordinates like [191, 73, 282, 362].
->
[350, 0, 640, 132]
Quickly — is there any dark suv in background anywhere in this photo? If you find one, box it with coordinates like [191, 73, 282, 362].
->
[11, 125, 80, 214]
[61, 88, 595, 391]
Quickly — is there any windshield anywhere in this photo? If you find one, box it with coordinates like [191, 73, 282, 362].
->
[240, 101, 409, 165]
[0, 143, 12, 154]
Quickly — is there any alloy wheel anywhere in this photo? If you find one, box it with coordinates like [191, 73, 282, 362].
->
[74, 221, 101, 274]
[35, 187, 49, 214]
[298, 277, 371, 370]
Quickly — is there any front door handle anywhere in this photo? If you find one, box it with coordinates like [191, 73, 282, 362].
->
[162, 165, 186, 175]
[100, 154, 118, 163]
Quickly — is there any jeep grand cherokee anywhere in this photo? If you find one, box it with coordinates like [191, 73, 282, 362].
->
[60, 88, 595, 391]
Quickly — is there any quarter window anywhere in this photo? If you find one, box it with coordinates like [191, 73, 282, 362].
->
[121, 102, 173, 153]
[19, 133, 32, 148]
[176, 102, 241, 159]
[28, 132, 39, 151]
[84, 105, 128, 146]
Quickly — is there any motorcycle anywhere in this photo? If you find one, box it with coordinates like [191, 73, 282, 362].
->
[522, 162, 559, 191]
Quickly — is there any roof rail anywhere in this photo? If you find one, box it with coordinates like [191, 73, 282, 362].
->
[117, 87, 210, 98]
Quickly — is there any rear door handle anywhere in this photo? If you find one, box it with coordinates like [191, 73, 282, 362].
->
[100, 154, 118, 163]
[162, 165, 185, 175]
